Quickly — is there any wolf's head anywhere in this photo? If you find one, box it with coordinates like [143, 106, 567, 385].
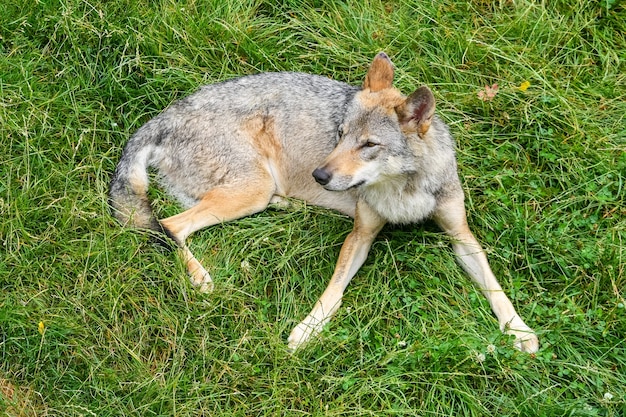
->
[312, 52, 437, 192]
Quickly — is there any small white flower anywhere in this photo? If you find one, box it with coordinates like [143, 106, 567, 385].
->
[475, 352, 486, 363]
[603, 392, 614, 401]
[397, 340, 407, 348]
[486, 344, 496, 354]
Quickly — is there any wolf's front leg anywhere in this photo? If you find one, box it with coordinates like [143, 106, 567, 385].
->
[287, 293, 343, 351]
[454, 239, 539, 353]
[457, 242, 539, 352]
[434, 197, 539, 353]
[288, 202, 385, 350]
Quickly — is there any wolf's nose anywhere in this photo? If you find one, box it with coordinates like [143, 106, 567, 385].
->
[312, 168, 331, 186]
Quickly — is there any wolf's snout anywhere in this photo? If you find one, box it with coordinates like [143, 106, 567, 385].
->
[312, 168, 331, 186]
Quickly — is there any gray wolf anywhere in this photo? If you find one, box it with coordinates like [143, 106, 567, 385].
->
[109, 52, 539, 352]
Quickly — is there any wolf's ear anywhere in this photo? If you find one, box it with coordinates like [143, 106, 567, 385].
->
[363, 52, 394, 92]
[396, 86, 436, 137]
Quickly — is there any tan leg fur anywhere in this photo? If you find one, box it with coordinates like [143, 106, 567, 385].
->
[433, 197, 539, 352]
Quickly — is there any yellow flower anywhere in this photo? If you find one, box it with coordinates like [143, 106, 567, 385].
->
[38, 321, 45, 335]
[519, 81, 531, 92]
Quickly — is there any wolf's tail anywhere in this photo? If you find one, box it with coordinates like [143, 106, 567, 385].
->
[108, 133, 163, 234]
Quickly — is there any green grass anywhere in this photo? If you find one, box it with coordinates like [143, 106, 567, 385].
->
[1, 0, 625, 415]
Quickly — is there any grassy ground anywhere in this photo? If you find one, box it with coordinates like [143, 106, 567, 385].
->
[1, 0, 625, 415]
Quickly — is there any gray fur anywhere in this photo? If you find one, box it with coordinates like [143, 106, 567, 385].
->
[109, 55, 539, 353]
[109, 72, 460, 227]
[110, 72, 361, 225]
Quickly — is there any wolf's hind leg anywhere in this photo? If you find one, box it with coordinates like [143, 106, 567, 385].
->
[160, 177, 275, 292]
[433, 195, 539, 353]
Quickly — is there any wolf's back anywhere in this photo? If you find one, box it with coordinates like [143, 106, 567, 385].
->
[109, 72, 357, 232]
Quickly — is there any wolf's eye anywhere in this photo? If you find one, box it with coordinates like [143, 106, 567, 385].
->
[364, 141, 378, 148]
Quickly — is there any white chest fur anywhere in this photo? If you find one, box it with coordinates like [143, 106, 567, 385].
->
[359, 179, 437, 225]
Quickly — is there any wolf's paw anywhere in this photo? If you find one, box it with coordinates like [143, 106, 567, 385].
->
[287, 317, 326, 351]
[188, 262, 214, 293]
[196, 278, 214, 293]
[505, 324, 539, 353]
